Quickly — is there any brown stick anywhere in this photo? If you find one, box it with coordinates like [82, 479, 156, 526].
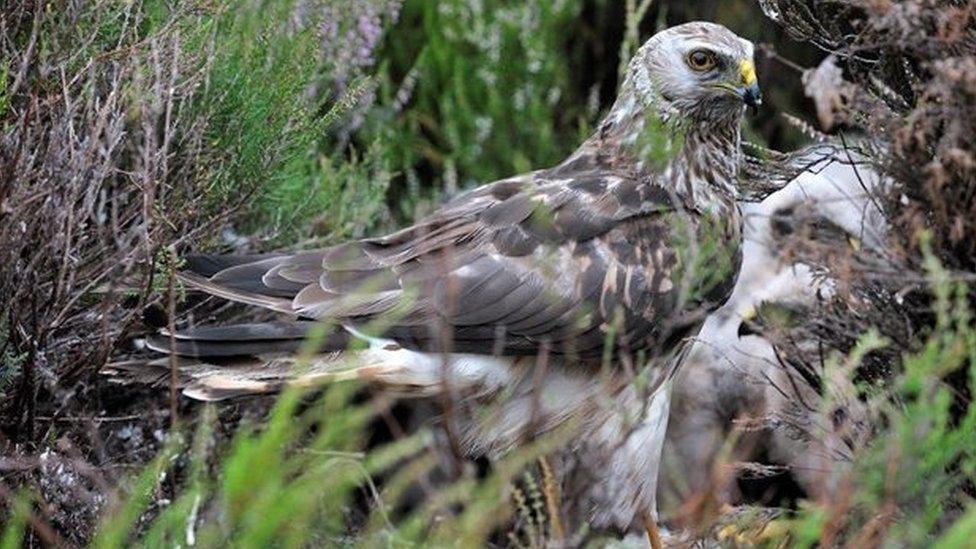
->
[641, 511, 664, 549]
[537, 456, 565, 543]
[166, 249, 179, 427]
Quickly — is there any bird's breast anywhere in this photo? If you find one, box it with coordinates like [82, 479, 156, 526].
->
[592, 205, 742, 351]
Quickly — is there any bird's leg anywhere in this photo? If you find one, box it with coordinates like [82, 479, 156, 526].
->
[641, 511, 664, 549]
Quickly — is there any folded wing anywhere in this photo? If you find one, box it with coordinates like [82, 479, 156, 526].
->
[176, 159, 686, 359]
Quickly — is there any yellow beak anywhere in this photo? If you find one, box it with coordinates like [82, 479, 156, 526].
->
[738, 58, 761, 111]
[739, 59, 758, 87]
[740, 306, 757, 322]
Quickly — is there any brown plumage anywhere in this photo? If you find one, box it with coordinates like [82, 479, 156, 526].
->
[107, 22, 760, 535]
[164, 156, 730, 359]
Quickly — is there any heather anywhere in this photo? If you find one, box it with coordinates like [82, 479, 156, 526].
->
[2, 0, 975, 546]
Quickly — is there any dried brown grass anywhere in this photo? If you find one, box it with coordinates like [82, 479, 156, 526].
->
[759, 0, 976, 392]
[0, 2, 253, 440]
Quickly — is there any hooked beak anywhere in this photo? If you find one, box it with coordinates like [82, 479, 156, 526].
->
[738, 59, 762, 114]
[742, 82, 762, 114]
[737, 306, 759, 338]
[737, 318, 759, 338]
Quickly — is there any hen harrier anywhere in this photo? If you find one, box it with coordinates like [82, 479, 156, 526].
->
[112, 22, 760, 545]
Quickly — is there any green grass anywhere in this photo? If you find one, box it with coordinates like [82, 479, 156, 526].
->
[365, 0, 591, 218]
[771, 237, 976, 548]
[5, 0, 975, 546]
[0, 492, 29, 549]
[178, 0, 340, 242]
[76, 365, 578, 546]
[0, 60, 9, 121]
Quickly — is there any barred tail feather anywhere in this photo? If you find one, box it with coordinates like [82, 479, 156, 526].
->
[143, 321, 349, 357]
[176, 271, 295, 314]
[105, 324, 516, 401]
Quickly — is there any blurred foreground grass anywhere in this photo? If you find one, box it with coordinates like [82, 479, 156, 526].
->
[3, 0, 976, 546]
[4, 249, 975, 547]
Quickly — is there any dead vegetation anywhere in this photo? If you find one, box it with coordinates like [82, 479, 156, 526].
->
[1, 0, 975, 546]
[759, 0, 976, 412]
[1, 2, 224, 437]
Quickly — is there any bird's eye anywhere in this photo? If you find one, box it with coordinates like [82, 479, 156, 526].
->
[686, 49, 717, 71]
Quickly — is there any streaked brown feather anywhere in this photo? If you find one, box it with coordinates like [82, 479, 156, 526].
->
[175, 162, 737, 359]
[164, 21, 748, 367]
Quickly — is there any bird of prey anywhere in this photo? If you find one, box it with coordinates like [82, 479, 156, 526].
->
[661, 149, 885, 513]
[110, 22, 761, 544]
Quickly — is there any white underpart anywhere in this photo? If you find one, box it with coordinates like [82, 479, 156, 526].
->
[661, 152, 888, 509]
[455, 356, 677, 528]
[592, 380, 673, 525]
[343, 321, 677, 528]
[722, 152, 887, 320]
[752, 154, 888, 252]
[342, 325, 515, 395]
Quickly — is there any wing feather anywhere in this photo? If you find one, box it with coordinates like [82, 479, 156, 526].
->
[176, 158, 695, 359]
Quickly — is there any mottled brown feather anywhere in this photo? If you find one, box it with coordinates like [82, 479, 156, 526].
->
[168, 22, 753, 365]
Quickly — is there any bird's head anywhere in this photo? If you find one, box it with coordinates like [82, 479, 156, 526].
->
[623, 22, 761, 122]
[737, 299, 810, 339]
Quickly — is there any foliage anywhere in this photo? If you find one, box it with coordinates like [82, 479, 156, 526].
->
[365, 0, 590, 217]
[180, 0, 332, 240]
[761, 243, 976, 547]
[0, 0, 593, 543]
[0, 0, 384, 436]
[69, 380, 576, 547]
[3, 0, 975, 546]
[750, 0, 976, 546]
[0, 314, 25, 399]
